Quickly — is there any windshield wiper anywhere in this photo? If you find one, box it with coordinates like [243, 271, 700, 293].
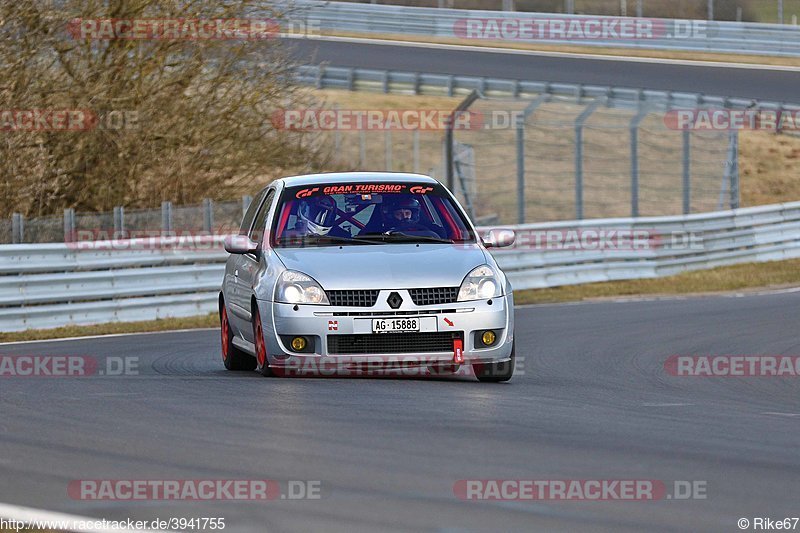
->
[362, 231, 457, 244]
[277, 235, 382, 246]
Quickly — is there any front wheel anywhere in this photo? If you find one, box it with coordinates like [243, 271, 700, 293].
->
[220, 305, 256, 371]
[253, 306, 276, 377]
[472, 342, 515, 383]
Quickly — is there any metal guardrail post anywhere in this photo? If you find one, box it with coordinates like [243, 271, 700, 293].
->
[113, 206, 125, 238]
[12, 213, 24, 244]
[203, 199, 214, 233]
[779, 0, 784, 24]
[636, 0, 643, 17]
[683, 129, 691, 215]
[630, 106, 650, 218]
[161, 201, 173, 234]
[574, 98, 605, 220]
[708, 0, 714, 20]
[565, 0, 575, 14]
[446, 90, 480, 192]
[63, 208, 75, 242]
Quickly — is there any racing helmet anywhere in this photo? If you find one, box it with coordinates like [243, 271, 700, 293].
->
[384, 197, 421, 224]
[297, 195, 337, 236]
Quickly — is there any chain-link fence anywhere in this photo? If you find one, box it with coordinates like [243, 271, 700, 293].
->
[3, 91, 739, 242]
[3, 199, 250, 245]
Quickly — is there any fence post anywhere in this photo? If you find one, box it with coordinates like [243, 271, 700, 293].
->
[203, 198, 214, 233]
[12, 213, 24, 244]
[779, 0, 784, 23]
[161, 201, 173, 234]
[683, 130, 691, 215]
[574, 98, 605, 220]
[113, 206, 125, 238]
[385, 129, 392, 171]
[413, 129, 420, 174]
[446, 90, 480, 192]
[565, 0, 575, 14]
[242, 195, 252, 218]
[63, 208, 75, 242]
[636, 0, 643, 17]
[630, 106, 649, 218]
[707, 0, 713, 20]
[359, 130, 366, 168]
[729, 130, 740, 209]
[516, 116, 525, 224]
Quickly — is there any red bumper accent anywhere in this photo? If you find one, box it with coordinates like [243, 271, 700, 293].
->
[453, 339, 464, 364]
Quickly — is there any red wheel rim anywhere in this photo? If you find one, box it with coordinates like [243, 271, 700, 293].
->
[255, 314, 267, 367]
[221, 307, 230, 362]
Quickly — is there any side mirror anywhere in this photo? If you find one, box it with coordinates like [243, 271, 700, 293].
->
[224, 234, 259, 254]
[482, 228, 516, 249]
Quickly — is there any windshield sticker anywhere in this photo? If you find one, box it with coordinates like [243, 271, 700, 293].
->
[294, 184, 425, 198]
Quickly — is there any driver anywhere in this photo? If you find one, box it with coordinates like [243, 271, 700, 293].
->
[287, 195, 349, 239]
[383, 197, 440, 238]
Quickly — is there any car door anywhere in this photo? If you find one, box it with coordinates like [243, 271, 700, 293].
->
[236, 188, 276, 343]
[226, 188, 268, 333]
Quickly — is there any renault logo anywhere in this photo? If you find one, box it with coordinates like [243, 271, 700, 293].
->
[387, 292, 403, 309]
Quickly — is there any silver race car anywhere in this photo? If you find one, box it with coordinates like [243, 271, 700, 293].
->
[219, 172, 516, 381]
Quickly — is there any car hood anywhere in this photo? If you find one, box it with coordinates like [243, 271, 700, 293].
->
[273, 244, 488, 290]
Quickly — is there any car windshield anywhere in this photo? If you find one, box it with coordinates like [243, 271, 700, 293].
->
[272, 182, 475, 248]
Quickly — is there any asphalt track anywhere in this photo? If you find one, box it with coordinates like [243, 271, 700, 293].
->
[2, 291, 800, 532]
[285, 37, 800, 103]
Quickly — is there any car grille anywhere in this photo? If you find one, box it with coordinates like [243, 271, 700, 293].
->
[326, 290, 379, 307]
[408, 287, 459, 306]
[328, 332, 461, 355]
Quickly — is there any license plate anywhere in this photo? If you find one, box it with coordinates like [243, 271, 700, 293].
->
[372, 318, 420, 334]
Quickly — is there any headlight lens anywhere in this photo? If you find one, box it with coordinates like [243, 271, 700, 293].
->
[457, 265, 502, 301]
[275, 270, 330, 305]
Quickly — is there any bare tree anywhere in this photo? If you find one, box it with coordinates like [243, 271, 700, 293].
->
[0, 0, 330, 217]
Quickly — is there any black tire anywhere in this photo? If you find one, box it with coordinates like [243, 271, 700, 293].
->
[472, 342, 515, 383]
[220, 303, 256, 371]
[253, 306, 276, 377]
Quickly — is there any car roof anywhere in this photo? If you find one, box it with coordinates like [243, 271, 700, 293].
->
[275, 172, 439, 188]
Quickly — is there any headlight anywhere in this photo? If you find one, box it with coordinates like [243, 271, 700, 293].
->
[457, 265, 502, 301]
[275, 270, 329, 305]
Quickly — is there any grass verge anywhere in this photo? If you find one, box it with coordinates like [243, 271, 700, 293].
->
[514, 258, 800, 304]
[0, 313, 218, 344]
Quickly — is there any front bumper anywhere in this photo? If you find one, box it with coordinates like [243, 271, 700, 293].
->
[258, 290, 514, 369]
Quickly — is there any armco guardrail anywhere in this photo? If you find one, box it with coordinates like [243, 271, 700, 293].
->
[2, 200, 800, 332]
[294, 1, 800, 57]
[295, 65, 800, 115]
